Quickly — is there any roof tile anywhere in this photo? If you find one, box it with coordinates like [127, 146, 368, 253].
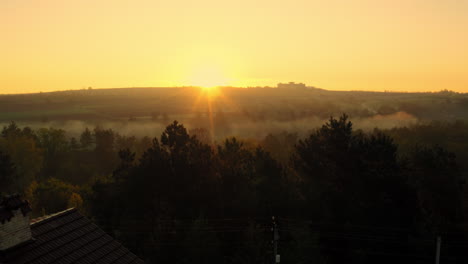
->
[1, 208, 144, 264]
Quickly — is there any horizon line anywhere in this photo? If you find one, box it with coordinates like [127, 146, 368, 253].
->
[0, 86, 465, 96]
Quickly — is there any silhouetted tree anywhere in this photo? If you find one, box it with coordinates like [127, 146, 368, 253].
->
[80, 127, 93, 149]
[293, 114, 414, 263]
[407, 146, 463, 234]
[93, 127, 117, 173]
[0, 128, 43, 192]
[32, 178, 77, 215]
[0, 150, 16, 194]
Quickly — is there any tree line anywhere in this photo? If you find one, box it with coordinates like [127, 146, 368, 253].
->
[1, 115, 467, 263]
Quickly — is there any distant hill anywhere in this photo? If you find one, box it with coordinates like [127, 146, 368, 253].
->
[0, 87, 467, 123]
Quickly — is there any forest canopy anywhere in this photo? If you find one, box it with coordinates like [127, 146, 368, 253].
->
[1, 114, 468, 263]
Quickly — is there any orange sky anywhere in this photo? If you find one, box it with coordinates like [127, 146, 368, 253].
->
[1, 0, 467, 94]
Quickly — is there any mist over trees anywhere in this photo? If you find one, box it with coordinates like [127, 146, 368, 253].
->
[1, 114, 468, 263]
[2, 87, 468, 141]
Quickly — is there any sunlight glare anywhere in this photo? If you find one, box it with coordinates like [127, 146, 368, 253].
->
[187, 65, 230, 89]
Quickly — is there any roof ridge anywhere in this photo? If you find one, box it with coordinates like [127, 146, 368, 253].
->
[30, 208, 77, 227]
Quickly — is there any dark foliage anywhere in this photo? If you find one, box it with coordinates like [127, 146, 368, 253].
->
[1, 117, 468, 263]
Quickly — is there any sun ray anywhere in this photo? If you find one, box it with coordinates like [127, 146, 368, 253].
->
[183, 63, 245, 140]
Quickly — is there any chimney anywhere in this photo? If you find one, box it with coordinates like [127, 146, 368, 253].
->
[0, 195, 32, 250]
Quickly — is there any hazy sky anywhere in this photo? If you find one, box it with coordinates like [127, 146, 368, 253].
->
[2, 0, 468, 94]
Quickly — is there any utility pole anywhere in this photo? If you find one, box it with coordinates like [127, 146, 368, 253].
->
[272, 216, 280, 264]
[435, 236, 441, 264]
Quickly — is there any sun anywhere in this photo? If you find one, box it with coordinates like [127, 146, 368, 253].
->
[187, 65, 230, 89]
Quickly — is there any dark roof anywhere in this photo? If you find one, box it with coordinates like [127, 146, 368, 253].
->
[0, 195, 32, 224]
[0, 208, 145, 264]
